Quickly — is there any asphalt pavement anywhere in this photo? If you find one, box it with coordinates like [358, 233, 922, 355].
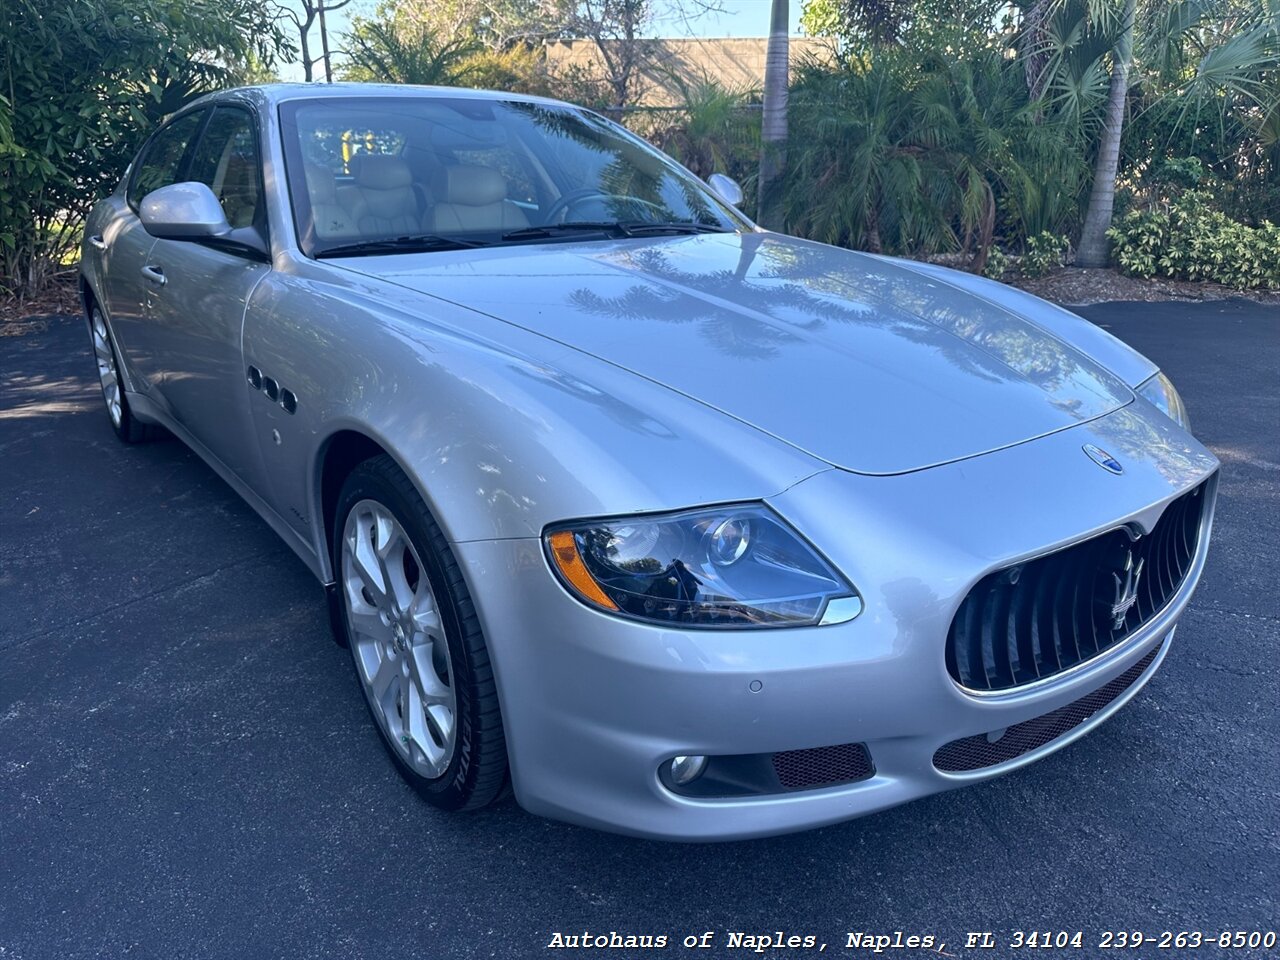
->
[1, 299, 1277, 959]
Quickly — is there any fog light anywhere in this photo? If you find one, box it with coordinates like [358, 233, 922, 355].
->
[670, 755, 707, 785]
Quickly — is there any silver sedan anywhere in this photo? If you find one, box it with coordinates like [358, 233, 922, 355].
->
[79, 84, 1217, 840]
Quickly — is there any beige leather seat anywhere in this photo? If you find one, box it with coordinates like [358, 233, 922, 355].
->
[348, 154, 425, 236]
[218, 144, 261, 228]
[303, 164, 360, 240]
[429, 166, 529, 233]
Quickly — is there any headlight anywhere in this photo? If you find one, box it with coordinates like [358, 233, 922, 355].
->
[1137, 371, 1189, 430]
[544, 504, 861, 628]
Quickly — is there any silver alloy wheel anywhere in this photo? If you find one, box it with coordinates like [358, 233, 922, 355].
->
[341, 499, 457, 778]
[91, 308, 122, 428]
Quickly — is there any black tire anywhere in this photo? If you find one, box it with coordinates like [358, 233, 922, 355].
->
[88, 303, 163, 444]
[332, 455, 509, 811]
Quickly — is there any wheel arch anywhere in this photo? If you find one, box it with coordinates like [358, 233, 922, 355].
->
[316, 428, 387, 580]
[310, 424, 504, 707]
[312, 425, 466, 586]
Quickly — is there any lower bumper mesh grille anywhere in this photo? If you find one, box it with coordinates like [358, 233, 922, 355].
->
[933, 644, 1160, 773]
[772, 742, 874, 790]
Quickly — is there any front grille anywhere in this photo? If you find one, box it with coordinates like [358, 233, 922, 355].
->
[772, 742, 874, 790]
[947, 482, 1206, 692]
[934, 644, 1160, 772]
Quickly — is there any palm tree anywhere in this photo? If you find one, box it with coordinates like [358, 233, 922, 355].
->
[1023, 0, 1280, 266]
[1076, 0, 1136, 265]
[648, 74, 759, 181]
[784, 58, 929, 253]
[783, 45, 1065, 268]
[1153, 1, 1280, 178]
[340, 20, 480, 85]
[757, 0, 790, 230]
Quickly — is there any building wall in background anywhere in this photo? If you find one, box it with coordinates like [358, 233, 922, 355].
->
[543, 36, 836, 106]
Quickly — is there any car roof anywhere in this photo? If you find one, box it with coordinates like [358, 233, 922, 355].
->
[186, 82, 578, 113]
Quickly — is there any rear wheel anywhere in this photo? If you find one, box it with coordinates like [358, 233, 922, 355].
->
[89, 305, 160, 443]
[333, 455, 508, 810]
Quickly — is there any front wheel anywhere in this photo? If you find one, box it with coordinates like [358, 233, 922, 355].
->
[333, 455, 508, 811]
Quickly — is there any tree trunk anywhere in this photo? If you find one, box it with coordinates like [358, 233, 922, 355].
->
[969, 180, 996, 275]
[299, 28, 314, 82]
[1020, 0, 1052, 101]
[319, 1, 334, 83]
[294, 5, 316, 82]
[1076, 0, 1136, 267]
[616, 1, 637, 113]
[590, 0, 640, 118]
[756, 0, 788, 231]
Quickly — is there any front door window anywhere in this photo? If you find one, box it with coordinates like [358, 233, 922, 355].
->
[187, 107, 265, 233]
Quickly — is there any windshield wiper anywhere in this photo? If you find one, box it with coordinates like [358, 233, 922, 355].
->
[500, 222, 622, 242]
[615, 221, 731, 236]
[501, 220, 731, 243]
[315, 234, 488, 258]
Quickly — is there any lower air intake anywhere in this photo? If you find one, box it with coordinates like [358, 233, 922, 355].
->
[933, 644, 1160, 773]
[772, 742, 874, 790]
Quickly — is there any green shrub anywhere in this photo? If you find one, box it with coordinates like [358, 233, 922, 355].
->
[983, 247, 1009, 280]
[1108, 191, 1280, 289]
[1109, 208, 1167, 278]
[460, 44, 557, 99]
[1, 0, 289, 298]
[1151, 157, 1205, 191]
[1021, 232, 1070, 277]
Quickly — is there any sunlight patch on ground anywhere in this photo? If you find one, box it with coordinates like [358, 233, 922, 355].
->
[0, 398, 95, 420]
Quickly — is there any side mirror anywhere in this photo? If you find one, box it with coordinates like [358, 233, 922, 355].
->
[139, 182, 232, 240]
[706, 173, 744, 207]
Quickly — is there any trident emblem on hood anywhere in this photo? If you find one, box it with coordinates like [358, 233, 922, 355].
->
[1110, 550, 1145, 631]
[1084, 443, 1124, 474]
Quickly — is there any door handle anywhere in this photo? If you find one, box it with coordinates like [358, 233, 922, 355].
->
[88, 235, 108, 251]
[140, 264, 166, 287]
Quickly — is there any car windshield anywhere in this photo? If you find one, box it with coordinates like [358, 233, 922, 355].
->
[279, 95, 747, 257]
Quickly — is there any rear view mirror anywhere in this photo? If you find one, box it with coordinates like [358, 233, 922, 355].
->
[139, 182, 232, 240]
[707, 173, 744, 207]
[138, 181, 268, 260]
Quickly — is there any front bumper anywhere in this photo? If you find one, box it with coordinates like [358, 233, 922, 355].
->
[455, 404, 1218, 840]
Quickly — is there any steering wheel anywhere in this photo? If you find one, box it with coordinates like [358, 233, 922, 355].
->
[542, 188, 666, 225]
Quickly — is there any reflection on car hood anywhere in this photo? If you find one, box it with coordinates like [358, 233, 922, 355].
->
[342, 232, 1136, 475]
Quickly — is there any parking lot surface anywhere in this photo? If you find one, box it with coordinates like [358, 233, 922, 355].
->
[1, 299, 1277, 958]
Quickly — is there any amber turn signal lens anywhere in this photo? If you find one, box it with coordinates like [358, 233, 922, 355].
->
[547, 530, 619, 611]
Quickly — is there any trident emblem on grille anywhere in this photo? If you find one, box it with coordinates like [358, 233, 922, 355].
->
[1110, 551, 1145, 630]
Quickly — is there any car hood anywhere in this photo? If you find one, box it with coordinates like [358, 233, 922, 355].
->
[342, 232, 1135, 475]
